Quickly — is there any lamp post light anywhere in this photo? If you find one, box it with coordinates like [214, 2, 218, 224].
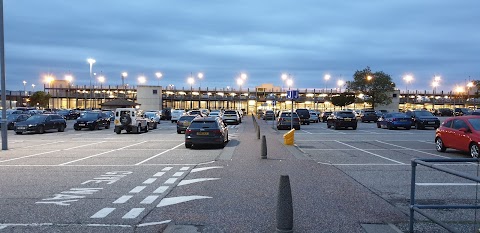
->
[22, 80, 26, 96]
[188, 77, 195, 109]
[281, 73, 288, 91]
[31, 84, 35, 92]
[65, 75, 73, 108]
[467, 81, 474, 107]
[324, 74, 331, 93]
[337, 80, 345, 93]
[155, 72, 162, 86]
[431, 81, 439, 108]
[121, 72, 128, 87]
[403, 75, 414, 109]
[138, 76, 146, 84]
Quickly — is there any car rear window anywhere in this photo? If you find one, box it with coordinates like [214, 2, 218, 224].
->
[190, 121, 218, 128]
[224, 111, 236, 114]
[179, 116, 196, 121]
[338, 112, 355, 117]
[280, 112, 299, 117]
[415, 111, 434, 117]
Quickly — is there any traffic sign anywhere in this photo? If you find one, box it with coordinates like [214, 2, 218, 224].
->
[286, 90, 299, 100]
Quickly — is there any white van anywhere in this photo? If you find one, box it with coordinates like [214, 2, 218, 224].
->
[171, 109, 185, 123]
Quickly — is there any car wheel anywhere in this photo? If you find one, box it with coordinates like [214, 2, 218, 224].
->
[470, 143, 479, 158]
[37, 126, 44, 134]
[377, 123, 381, 128]
[387, 123, 393, 130]
[334, 123, 339, 130]
[171, 120, 174, 123]
[352, 125, 357, 130]
[307, 122, 310, 125]
[15, 131, 22, 135]
[7, 123, 14, 130]
[115, 128, 122, 134]
[105, 123, 110, 129]
[185, 142, 192, 148]
[177, 130, 182, 134]
[435, 137, 447, 152]
[58, 124, 65, 132]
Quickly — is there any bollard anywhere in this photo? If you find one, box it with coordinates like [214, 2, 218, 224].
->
[276, 175, 293, 233]
[257, 127, 260, 139]
[261, 135, 267, 159]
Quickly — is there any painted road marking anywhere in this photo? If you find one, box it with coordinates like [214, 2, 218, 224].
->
[113, 195, 133, 204]
[0, 150, 61, 163]
[335, 140, 405, 165]
[191, 166, 223, 173]
[157, 196, 212, 207]
[162, 167, 173, 171]
[178, 178, 220, 186]
[375, 140, 450, 159]
[180, 167, 190, 171]
[91, 208, 115, 218]
[140, 195, 159, 204]
[301, 130, 313, 134]
[153, 172, 165, 177]
[143, 178, 157, 184]
[416, 183, 480, 186]
[153, 186, 169, 194]
[60, 141, 148, 165]
[135, 143, 184, 165]
[129, 186, 146, 193]
[173, 172, 184, 177]
[137, 220, 172, 227]
[165, 178, 177, 184]
[122, 208, 145, 219]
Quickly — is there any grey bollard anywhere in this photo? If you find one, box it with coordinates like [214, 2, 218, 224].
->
[261, 135, 267, 159]
[257, 127, 260, 139]
[276, 175, 293, 233]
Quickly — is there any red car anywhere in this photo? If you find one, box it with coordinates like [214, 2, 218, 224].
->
[435, 115, 480, 157]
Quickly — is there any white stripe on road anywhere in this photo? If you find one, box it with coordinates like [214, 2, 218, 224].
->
[301, 130, 313, 134]
[64, 141, 107, 151]
[21, 141, 64, 149]
[122, 208, 144, 219]
[113, 195, 133, 204]
[375, 140, 450, 159]
[60, 141, 148, 165]
[153, 186, 169, 194]
[191, 166, 223, 173]
[417, 183, 480, 186]
[157, 196, 212, 207]
[0, 150, 61, 163]
[129, 186, 146, 193]
[137, 220, 172, 227]
[140, 195, 159, 204]
[173, 172, 184, 177]
[135, 143, 184, 165]
[143, 178, 157, 184]
[91, 208, 115, 218]
[335, 140, 405, 165]
[162, 167, 173, 171]
[164, 178, 177, 184]
[153, 172, 165, 177]
[180, 167, 190, 171]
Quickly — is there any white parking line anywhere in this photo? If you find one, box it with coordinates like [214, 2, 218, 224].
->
[375, 140, 450, 159]
[416, 183, 479, 186]
[143, 178, 157, 184]
[135, 143, 184, 165]
[301, 130, 313, 134]
[165, 178, 177, 184]
[122, 208, 144, 219]
[129, 186, 146, 193]
[153, 186, 169, 194]
[335, 140, 405, 165]
[91, 208, 115, 218]
[59, 141, 148, 165]
[113, 195, 133, 204]
[140, 195, 159, 204]
[173, 172, 184, 177]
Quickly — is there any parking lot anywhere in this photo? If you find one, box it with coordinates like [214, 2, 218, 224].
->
[0, 117, 479, 232]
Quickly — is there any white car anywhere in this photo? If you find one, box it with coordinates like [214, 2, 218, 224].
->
[171, 109, 185, 123]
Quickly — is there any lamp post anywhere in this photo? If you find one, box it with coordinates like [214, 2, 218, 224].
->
[467, 81, 474, 107]
[155, 72, 162, 86]
[65, 75, 73, 109]
[197, 72, 204, 90]
[281, 73, 288, 91]
[324, 74, 331, 93]
[188, 77, 195, 109]
[31, 84, 35, 93]
[98, 76, 105, 106]
[403, 75, 414, 109]
[285, 78, 294, 130]
[337, 80, 345, 93]
[431, 80, 439, 108]
[87, 58, 96, 109]
[22, 80, 26, 95]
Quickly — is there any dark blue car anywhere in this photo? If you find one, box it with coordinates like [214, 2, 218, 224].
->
[376, 112, 412, 130]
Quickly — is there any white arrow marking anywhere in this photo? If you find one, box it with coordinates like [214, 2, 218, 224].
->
[137, 220, 172, 227]
[157, 196, 212, 207]
[178, 178, 220, 186]
[191, 166, 223, 173]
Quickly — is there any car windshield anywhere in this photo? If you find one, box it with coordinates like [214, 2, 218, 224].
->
[338, 112, 355, 117]
[281, 113, 299, 117]
[81, 113, 99, 119]
[415, 111, 434, 116]
[468, 119, 480, 131]
[190, 121, 217, 128]
[26, 115, 47, 122]
[224, 111, 236, 114]
[145, 112, 155, 117]
[391, 113, 408, 118]
[179, 116, 196, 121]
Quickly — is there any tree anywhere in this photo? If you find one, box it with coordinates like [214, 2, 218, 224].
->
[29, 91, 51, 108]
[331, 92, 355, 108]
[346, 67, 395, 110]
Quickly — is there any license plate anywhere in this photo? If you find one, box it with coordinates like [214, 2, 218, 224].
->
[428, 122, 435, 124]
[400, 120, 407, 122]
[79, 124, 85, 126]
[197, 132, 209, 136]
[344, 118, 351, 121]
[17, 127, 25, 130]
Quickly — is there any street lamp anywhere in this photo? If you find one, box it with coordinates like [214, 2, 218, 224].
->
[138, 76, 146, 84]
[237, 78, 244, 109]
[281, 73, 288, 91]
[121, 72, 128, 87]
[188, 77, 195, 109]
[22, 80, 26, 96]
[286, 79, 293, 90]
[366, 75, 373, 81]
[324, 74, 331, 93]
[31, 84, 35, 92]
[403, 75, 414, 108]
[155, 72, 162, 86]
[337, 80, 345, 93]
[467, 81, 474, 106]
[87, 58, 96, 87]
[241, 73, 247, 80]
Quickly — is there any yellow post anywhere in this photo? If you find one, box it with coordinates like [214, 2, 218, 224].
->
[283, 128, 295, 145]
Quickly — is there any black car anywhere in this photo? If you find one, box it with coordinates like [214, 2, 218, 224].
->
[57, 109, 80, 120]
[320, 111, 332, 122]
[73, 112, 111, 130]
[405, 110, 440, 129]
[177, 115, 197, 134]
[0, 114, 30, 130]
[437, 108, 454, 116]
[14, 114, 67, 134]
[185, 117, 228, 148]
[263, 110, 275, 120]
[454, 108, 472, 116]
[327, 111, 357, 130]
[360, 110, 378, 122]
[161, 108, 172, 120]
[295, 108, 311, 125]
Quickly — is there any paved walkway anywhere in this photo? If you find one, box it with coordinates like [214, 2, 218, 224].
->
[164, 116, 408, 232]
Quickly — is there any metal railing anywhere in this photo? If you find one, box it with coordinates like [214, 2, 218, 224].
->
[410, 158, 480, 233]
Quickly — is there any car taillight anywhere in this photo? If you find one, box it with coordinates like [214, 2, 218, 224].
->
[279, 117, 284, 122]
[212, 129, 222, 135]
[186, 129, 192, 135]
[392, 118, 396, 121]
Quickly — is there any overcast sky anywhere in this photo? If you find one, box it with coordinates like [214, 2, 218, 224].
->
[4, 0, 480, 92]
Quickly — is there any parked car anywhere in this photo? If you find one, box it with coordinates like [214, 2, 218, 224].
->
[276, 111, 300, 130]
[263, 110, 275, 120]
[161, 108, 171, 120]
[376, 113, 412, 130]
[435, 116, 480, 157]
[0, 114, 30, 130]
[295, 108, 311, 125]
[454, 108, 472, 116]
[188, 110, 204, 117]
[102, 110, 115, 121]
[222, 110, 241, 125]
[14, 114, 67, 134]
[177, 115, 197, 134]
[208, 111, 223, 119]
[73, 112, 111, 130]
[360, 110, 378, 122]
[171, 109, 185, 123]
[309, 112, 319, 123]
[185, 117, 229, 148]
[436, 108, 453, 116]
[320, 111, 332, 122]
[405, 110, 441, 130]
[144, 111, 161, 125]
[326, 111, 357, 130]
[57, 109, 80, 120]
